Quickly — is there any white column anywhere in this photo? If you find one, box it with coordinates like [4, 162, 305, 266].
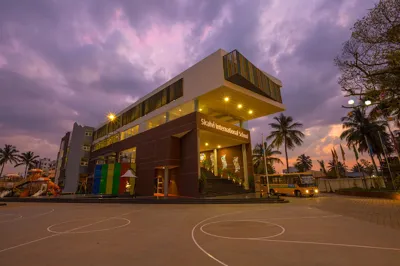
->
[164, 167, 169, 198]
[242, 143, 249, 190]
[214, 149, 218, 176]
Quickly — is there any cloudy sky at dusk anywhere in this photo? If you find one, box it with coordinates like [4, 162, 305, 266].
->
[0, 0, 378, 174]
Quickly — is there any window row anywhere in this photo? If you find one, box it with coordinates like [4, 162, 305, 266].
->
[94, 79, 183, 140]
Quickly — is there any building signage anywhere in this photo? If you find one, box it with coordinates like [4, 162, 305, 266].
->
[200, 118, 249, 140]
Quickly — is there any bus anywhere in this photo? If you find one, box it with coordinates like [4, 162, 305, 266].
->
[260, 173, 319, 197]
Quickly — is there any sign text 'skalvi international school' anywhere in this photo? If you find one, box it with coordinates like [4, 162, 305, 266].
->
[200, 118, 249, 139]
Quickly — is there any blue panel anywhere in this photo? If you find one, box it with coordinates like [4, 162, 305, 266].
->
[92, 178, 101, 194]
[94, 165, 102, 178]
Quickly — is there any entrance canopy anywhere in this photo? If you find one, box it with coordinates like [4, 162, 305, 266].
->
[199, 129, 247, 152]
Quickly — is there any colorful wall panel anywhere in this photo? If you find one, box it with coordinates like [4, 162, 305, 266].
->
[92, 178, 100, 194]
[106, 164, 114, 194]
[100, 164, 108, 194]
[112, 163, 121, 195]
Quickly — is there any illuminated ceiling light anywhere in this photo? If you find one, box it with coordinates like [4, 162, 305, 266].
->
[205, 143, 209, 146]
[179, 109, 182, 112]
[237, 104, 243, 109]
[217, 145, 221, 148]
[224, 97, 229, 102]
[107, 113, 116, 121]
[348, 99, 355, 105]
[365, 100, 372, 106]
[199, 108, 203, 111]
[248, 110, 253, 114]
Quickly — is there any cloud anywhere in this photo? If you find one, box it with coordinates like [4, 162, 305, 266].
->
[0, 0, 378, 175]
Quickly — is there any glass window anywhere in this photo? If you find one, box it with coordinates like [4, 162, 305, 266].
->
[119, 147, 136, 164]
[169, 101, 194, 121]
[121, 125, 139, 140]
[146, 114, 166, 130]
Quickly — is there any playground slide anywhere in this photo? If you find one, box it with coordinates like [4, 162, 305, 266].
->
[32, 184, 47, 197]
[0, 190, 11, 198]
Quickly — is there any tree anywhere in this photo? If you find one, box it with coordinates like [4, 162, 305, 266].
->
[294, 154, 313, 172]
[328, 160, 348, 177]
[253, 142, 282, 174]
[266, 114, 305, 172]
[351, 163, 364, 172]
[340, 108, 392, 173]
[0, 144, 19, 176]
[335, 0, 400, 125]
[14, 151, 40, 178]
[360, 159, 375, 176]
[317, 160, 328, 175]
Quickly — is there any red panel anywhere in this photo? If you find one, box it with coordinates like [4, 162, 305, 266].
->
[118, 163, 131, 194]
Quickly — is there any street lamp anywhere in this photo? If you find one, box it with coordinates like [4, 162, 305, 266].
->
[348, 99, 355, 105]
[107, 113, 116, 121]
[365, 100, 372, 106]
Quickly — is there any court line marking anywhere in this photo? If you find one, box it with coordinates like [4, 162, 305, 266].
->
[0, 208, 141, 254]
[200, 220, 285, 240]
[47, 217, 131, 234]
[0, 208, 55, 223]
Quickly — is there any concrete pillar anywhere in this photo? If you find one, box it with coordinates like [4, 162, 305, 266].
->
[242, 144, 249, 190]
[197, 129, 201, 179]
[165, 112, 170, 122]
[214, 149, 218, 176]
[240, 120, 249, 129]
[164, 167, 169, 198]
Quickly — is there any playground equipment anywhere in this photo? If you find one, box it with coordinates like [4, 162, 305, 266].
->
[0, 169, 61, 198]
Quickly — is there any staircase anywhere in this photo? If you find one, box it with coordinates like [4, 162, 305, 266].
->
[201, 168, 249, 197]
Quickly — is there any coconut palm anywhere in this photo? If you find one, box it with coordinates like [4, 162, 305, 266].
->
[0, 144, 19, 177]
[328, 160, 348, 177]
[317, 160, 328, 175]
[294, 154, 313, 172]
[14, 151, 40, 178]
[340, 108, 391, 174]
[266, 114, 305, 172]
[351, 163, 364, 172]
[253, 142, 282, 174]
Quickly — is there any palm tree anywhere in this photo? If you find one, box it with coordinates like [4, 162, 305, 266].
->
[266, 114, 305, 172]
[328, 160, 347, 177]
[317, 160, 328, 175]
[351, 163, 364, 172]
[253, 142, 282, 174]
[14, 151, 40, 178]
[294, 154, 313, 172]
[340, 108, 391, 174]
[0, 144, 19, 176]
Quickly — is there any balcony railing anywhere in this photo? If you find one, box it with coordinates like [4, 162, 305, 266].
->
[223, 50, 282, 103]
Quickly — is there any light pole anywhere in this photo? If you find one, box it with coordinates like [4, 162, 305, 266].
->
[106, 113, 119, 164]
[261, 133, 270, 197]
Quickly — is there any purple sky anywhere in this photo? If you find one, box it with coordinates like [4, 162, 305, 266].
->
[0, 0, 378, 174]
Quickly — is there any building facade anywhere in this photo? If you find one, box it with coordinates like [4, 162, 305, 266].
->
[89, 49, 285, 197]
[55, 124, 94, 192]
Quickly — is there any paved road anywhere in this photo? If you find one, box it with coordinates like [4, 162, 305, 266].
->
[0, 194, 399, 266]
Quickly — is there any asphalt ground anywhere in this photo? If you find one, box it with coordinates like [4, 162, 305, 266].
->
[0, 194, 399, 266]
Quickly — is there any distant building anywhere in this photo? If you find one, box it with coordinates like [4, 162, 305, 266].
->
[55, 132, 70, 186]
[283, 167, 298, 174]
[55, 123, 94, 193]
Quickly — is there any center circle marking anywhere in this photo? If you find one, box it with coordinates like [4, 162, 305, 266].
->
[200, 219, 285, 240]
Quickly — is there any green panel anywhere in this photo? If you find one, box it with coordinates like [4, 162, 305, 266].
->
[112, 163, 121, 195]
[100, 164, 108, 194]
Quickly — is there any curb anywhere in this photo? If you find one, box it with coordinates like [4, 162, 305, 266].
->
[0, 197, 288, 204]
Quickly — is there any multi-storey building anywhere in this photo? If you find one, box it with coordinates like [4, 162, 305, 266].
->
[89, 49, 285, 197]
[55, 124, 94, 192]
